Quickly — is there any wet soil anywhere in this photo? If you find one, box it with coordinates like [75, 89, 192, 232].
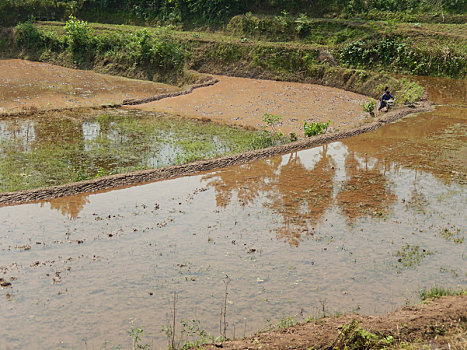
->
[203, 296, 467, 350]
[131, 75, 371, 136]
[0, 59, 179, 114]
[0, 73, 464, 348]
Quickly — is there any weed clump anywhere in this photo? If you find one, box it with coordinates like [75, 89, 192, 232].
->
[362, 99, 376, 117]
[303, 120, 330, 137]
[419, 287, 466, 301]
[439, 227, 464, 244]
[394, 244, 434, 271]
[332, 319, 393, 349]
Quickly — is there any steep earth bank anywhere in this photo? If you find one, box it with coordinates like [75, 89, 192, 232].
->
[202, 296, 466, 350]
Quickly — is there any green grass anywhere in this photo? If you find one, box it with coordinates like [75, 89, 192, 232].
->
[419, 287, 467, 301]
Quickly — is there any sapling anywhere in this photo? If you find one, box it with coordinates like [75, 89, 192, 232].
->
[362, 99, 376, 117]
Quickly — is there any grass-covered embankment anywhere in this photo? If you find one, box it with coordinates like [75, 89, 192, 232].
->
[0, 19, 186, 85]
[226, 13, 467, 79]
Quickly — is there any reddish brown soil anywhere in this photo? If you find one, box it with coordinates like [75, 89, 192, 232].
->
[203, 296, 466, 350]
[131, 75, 373, 135]
[0, 59, 179, 114]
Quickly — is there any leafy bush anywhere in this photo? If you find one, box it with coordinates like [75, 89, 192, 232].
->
[65, 15, 94, 50]
[303, 120, 330, 137]
[396, 78, 424, 103]
[294, 13, 311, 37]
[262, 113, 282, 132]
[15, 21, 43, 49]
[123, 29, 185, 72]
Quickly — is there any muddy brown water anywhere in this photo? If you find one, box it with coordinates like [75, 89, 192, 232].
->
[0, 76, 466, 349]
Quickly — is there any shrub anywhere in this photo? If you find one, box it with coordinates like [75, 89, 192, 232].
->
[262, 113, 282, 133]
[15, 21, 43, 49]
[362, 99, 376, 117]
[65, 15, 94, 50]
[294, 13, 311, 37]
[303, 120, 330, 137]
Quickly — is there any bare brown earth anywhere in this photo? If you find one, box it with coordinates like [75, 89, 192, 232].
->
[130, 75, 372, 135]
[0, 58, 179, 114]
[203, 296, 466, 350]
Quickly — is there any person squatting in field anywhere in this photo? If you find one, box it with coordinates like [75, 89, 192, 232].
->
[378, 89, 395, 112]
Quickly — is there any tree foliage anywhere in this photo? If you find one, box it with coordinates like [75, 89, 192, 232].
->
[1, 0, 465, 26]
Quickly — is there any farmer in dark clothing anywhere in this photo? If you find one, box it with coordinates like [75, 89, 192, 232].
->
[378, 90, 395, 111]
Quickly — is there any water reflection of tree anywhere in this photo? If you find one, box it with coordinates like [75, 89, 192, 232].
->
[336, 151, 396, 221]
[268, 146, 335, 246]
[41, 194, 90, 219]
[202, 158, 282, 208]
[203, 146, 336, 246]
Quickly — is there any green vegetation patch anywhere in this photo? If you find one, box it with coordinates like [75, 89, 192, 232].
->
[333, 319, 394, 350]
[0, 110, 287, 192]
[439, 227, 464, 244]
[394, 244, 434, 270]
[339, 36, 466, 78]
[13, 18, 185, 84]
[419, 286, 467, 300]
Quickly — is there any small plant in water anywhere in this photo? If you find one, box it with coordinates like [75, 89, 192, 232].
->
[439, 227, 464, 244]
[303, 120, 330, 137]
[180, 319, 217, 350]
[129, 326, 150, 350]
[394, 244, 433, 271]
[362, 99, 376, 117]
[419, 287, 466, 301]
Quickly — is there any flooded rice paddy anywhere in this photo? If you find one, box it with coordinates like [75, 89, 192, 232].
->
[0, 76, 466, 349]
[0, 109, 283, 192]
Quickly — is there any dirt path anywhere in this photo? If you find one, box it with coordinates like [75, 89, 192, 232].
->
[202, 296, 466, 350]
